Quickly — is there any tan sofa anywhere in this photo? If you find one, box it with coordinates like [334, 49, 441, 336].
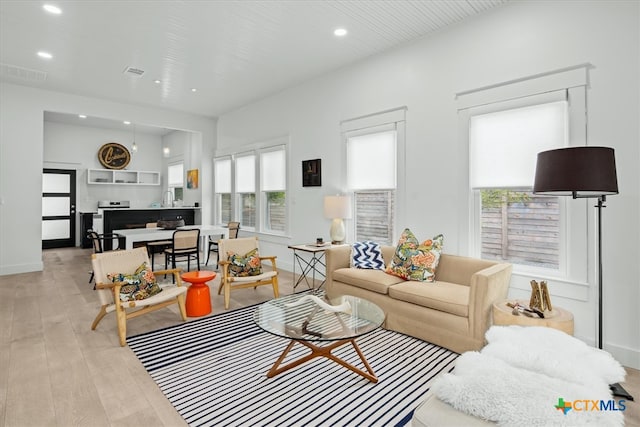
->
[325, 245, 512, 353]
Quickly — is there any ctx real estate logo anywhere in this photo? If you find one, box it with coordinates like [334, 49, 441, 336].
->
[555, 398, 626, 415]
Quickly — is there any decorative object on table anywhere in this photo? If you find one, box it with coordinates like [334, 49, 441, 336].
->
[506, 301, 544, 318]
[97, 142, 131, 169]
[323, 195, 352, 244]
[302, 158, 321, 187]
[529, 280, 553, 312]
[386, 228, 443, 282]
[284, 294, 352, 314]
[187, 168, 198, 189]
[128, 301, 457, 426]
[157, 218, 185, 230]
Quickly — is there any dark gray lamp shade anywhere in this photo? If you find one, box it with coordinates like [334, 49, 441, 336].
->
[533, 146, 618, 198]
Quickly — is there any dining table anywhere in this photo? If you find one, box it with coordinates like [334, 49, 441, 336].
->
[112, 225, 229, 252]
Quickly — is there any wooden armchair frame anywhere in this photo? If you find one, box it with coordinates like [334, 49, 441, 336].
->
[217, 236, 279, 309]
[91, 247, 187, 346]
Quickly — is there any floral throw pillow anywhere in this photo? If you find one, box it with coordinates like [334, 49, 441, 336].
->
[386, 229, 444, 282]
[108, 262, 162, 302]
[351, 241, 385, 270]
[227, 248, 263, 277]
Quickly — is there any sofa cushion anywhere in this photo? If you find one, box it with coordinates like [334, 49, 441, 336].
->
[351, 241, 385, 270]
[388, 280, 469, 317]
[332, 268, 405, 295]
[387, 228, 443, 282]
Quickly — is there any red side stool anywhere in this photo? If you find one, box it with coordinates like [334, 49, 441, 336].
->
[181, 270, 216, 317]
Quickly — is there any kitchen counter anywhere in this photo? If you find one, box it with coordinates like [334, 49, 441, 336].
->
[99, 206, 200, 210]
[102, 207, 199, 250]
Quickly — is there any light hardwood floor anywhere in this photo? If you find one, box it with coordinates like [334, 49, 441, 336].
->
[0, 247, 637, 426]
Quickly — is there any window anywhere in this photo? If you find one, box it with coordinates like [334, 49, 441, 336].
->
[235, 154, 256, 228]
[260, 147, 286, 232]
[470, 100, 567, 269]
[346, 128, 397, 245]
[167, 162, 184, 202]
[214, 139, 288, 234]
[214, 158, 232, 224]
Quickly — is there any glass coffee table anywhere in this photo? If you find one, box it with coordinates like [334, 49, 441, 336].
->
[254, 293, 385, 383]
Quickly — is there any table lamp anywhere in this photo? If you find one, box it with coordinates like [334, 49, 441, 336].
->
[324, 195, 352, 244]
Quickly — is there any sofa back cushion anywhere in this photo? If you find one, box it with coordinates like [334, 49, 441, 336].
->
[436, 254, 498, 286]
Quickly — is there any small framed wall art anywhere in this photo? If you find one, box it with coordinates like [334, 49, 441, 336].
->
[302, 159, 321, 187]
[187, 169, 199, 189]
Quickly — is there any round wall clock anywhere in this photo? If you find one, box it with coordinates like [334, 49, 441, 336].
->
[98, 142, 131, 170]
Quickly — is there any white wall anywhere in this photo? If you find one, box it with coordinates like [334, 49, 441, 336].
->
[217, 1, 640, 367]
[44, 120, 166, 212]
[0, 83, 216, 275]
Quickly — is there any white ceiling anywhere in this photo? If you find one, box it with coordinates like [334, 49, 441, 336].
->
[1, 0, 508, 119]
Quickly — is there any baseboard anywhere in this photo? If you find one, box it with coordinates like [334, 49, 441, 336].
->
[607, 342, 640, 371]
[0, 261, 44, 276]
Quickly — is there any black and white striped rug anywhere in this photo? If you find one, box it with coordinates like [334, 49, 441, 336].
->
[128, 302, 458, 427]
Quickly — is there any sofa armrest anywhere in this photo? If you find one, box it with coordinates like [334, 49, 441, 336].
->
[468, 262, 512, 341]
[325, 245, 352, 295]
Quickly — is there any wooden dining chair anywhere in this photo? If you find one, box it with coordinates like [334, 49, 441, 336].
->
[164, 229, 200, 277]
[206, 221, 240, 269]
[144, 222, 172, 268]
[87, 230, 121, 286]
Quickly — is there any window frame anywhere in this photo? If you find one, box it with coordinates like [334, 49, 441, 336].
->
[213, 137, 288, 236]
[259, 145, 287, 235]
[341, 108, 406, 244]
[167, 161, 184, 202]
[213, 156, 232, 225]
[459, 80, 588, 283]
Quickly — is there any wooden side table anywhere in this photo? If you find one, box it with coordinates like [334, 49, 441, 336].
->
[492, 299, 574, 335]
[182, 270, 216, 317]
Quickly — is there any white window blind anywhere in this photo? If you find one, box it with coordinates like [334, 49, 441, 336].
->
[168, 163, 183, 187]
[260, 147, 285, 191]
[470, 100, 567, 189]
[347, 130, 396, 190]
[214, 158, 231, 193]
[235, 154, 255, 193]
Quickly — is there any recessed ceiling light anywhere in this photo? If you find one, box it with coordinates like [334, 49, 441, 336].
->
[78, 114, 87, 119]
[37, 51, 53, 59]
[154, 79, 161, 84]
[334, 28, 348, 37]
[123, 121, 131, 125]
[43, 4, 62, 14]
[191, 88, 197, 92]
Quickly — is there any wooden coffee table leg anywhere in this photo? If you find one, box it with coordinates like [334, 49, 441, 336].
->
[266, 338, 378, 383]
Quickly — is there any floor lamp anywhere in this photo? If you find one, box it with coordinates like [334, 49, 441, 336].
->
[533, 146, 632, 400]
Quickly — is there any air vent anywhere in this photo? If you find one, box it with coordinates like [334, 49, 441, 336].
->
[123, 66, 145, 77]
[0, 63, 47, 81]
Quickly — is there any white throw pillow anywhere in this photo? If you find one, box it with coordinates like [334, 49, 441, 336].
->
[484, 326, 625, 386]
[432, 351, 623, 427]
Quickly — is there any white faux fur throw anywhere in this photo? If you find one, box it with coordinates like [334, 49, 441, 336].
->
[432, 326, 626, 426]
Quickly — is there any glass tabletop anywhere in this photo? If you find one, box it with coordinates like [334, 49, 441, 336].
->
[254, 292, 385, 342]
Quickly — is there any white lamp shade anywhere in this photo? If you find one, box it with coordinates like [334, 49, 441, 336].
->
[323, 195, 352, 219]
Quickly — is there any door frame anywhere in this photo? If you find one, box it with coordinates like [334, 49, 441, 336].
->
[42, 168, 77, 249]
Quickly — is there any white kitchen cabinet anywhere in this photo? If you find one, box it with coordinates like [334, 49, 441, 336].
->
[87, 169, 160, 185]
